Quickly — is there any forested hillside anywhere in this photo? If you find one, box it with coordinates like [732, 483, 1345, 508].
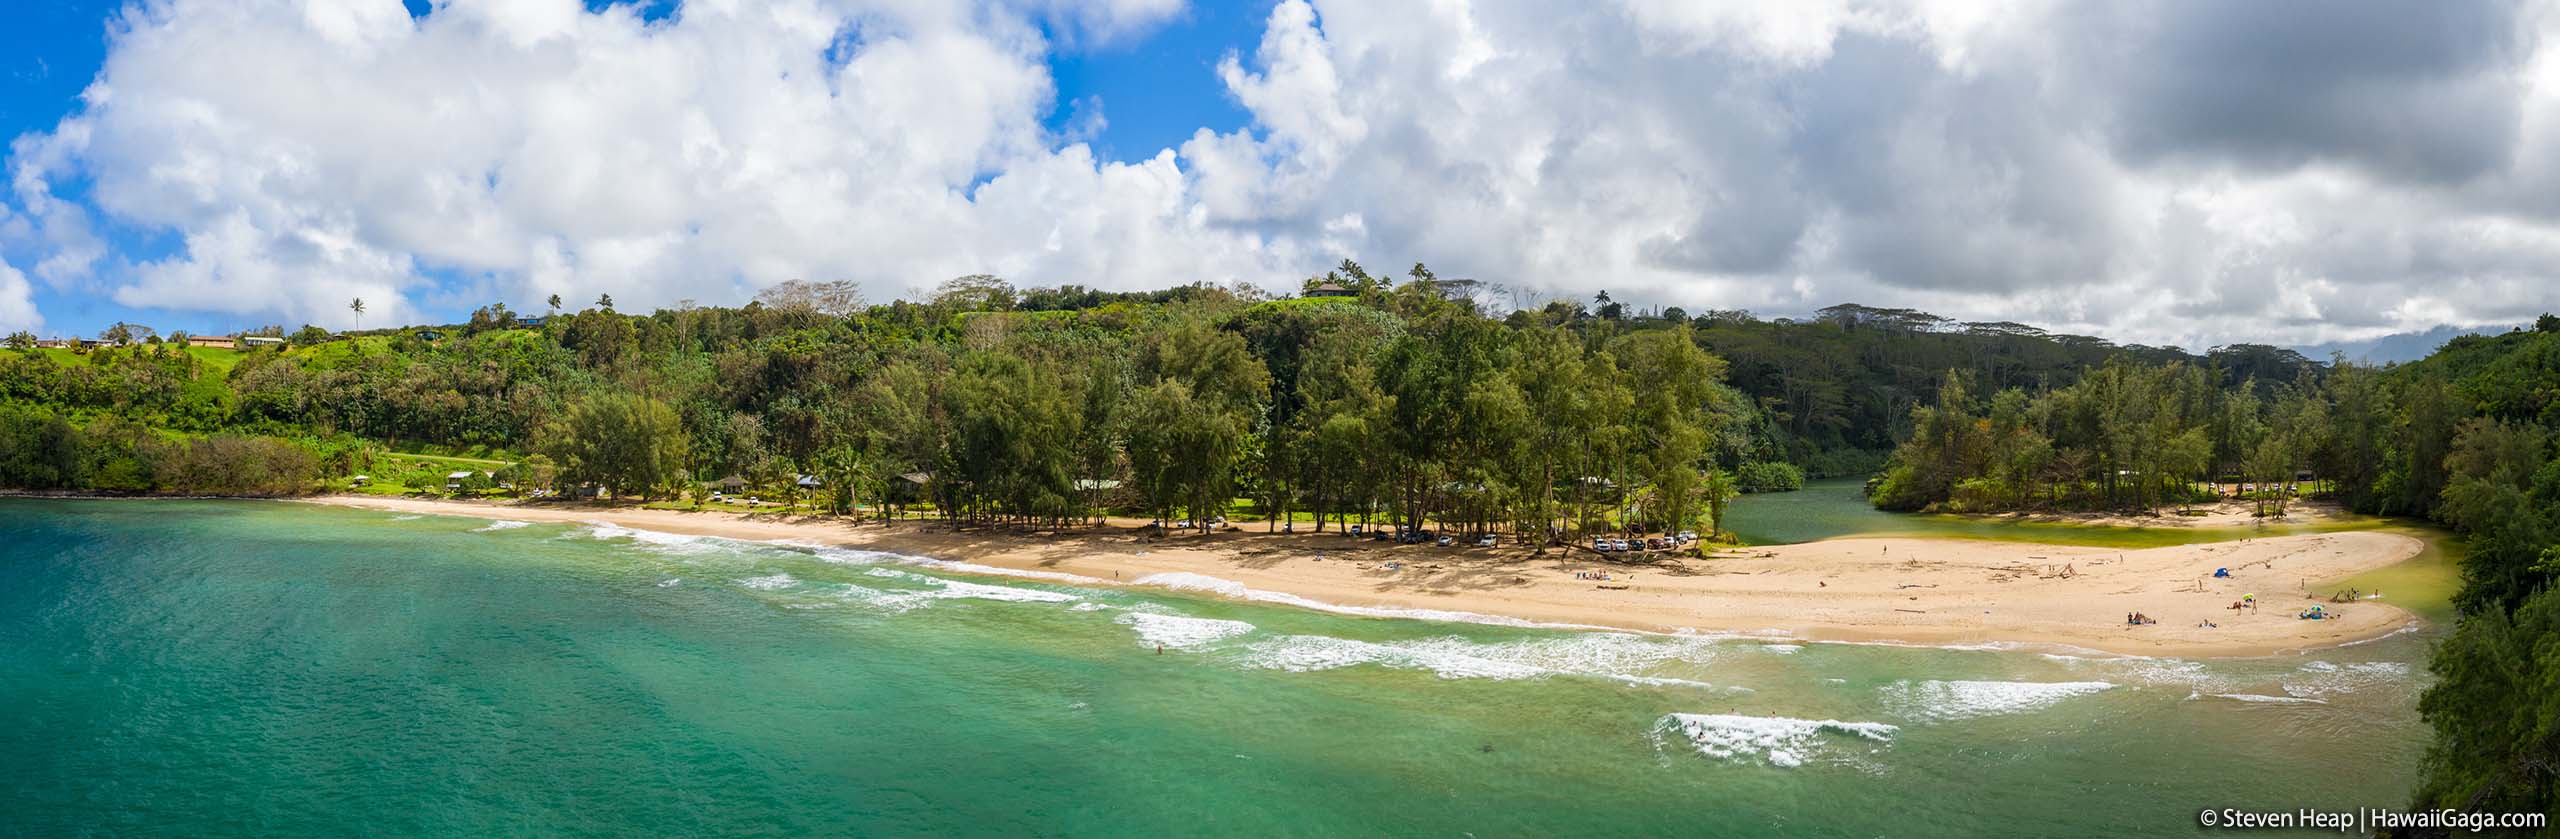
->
[0, 265, 2287, 535]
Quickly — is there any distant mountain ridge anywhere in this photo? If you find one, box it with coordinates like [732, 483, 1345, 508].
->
[2290, 323, 2525, 365]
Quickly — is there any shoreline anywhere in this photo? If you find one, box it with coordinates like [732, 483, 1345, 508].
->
[284, 494, 2431, 657]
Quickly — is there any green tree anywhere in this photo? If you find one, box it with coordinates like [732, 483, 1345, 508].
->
[544, 391, 689, 499]
[1699, 468, 1739, 540]
[1125, 380, 1246, 531]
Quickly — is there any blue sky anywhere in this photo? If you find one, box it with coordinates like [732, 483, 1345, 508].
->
[0, 0, 1261, 338]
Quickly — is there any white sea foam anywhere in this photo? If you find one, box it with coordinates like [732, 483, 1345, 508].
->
[2282, 660, 2410, 698]
[1242, 635, 1549, 679]
[1878, 680, 2116, 721]
[2040, 655, 2249, 695]
[389, 514, 424, 521]
[832, 584, 933, 612]
[1759, 644, 1803, 654]
[1814, 638, 2120, 656]
[1234, 632, 1724, 688]
[2332, 625, 2421, 648]
[2208, 693, 2328, 705]
[1069, 602, 1113, 612]
[821, 575, 1082, 612]
[803, 545, 1112, 586]
[657, 578, 681, 588]
[471, 520, 531, 532]
[1655, 713, 1896, 768]
[1132, 571, 1613, 631]
[738, 573, 798, 591]
[1117, 612, 1256, 650]
[930, 579, 1080, 604]
[580, 522, 722, 553]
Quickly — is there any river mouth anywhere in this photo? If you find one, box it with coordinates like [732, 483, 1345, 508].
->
[1728, 478, 2385, 546]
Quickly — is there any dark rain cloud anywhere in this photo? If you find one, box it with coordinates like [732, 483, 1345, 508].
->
[2102, 0, 2532, 184]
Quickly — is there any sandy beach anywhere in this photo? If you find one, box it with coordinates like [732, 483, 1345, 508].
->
[302, 495, 2428, 657]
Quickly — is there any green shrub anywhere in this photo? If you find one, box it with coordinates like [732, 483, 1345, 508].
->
[1734, 461, 1805, 493]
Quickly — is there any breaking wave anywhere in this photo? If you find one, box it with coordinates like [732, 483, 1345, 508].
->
[1654, 713, 1896, 768]
[1118, 612, 1256, 650]
[2205, 693, 2328, 705]
[1877, 680, 2115, 721]
[579, 522, 723, 554]
[1233, 632, 1725, 689]
[737, 573, 799, 591]
[1132, 571, 1613, 631]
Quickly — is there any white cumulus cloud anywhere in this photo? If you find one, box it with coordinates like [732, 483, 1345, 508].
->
[6, 0, 2560, 347]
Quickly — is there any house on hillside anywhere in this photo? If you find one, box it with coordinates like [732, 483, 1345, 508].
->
[445, 470, 484, 491]
[713, 475, 748, 494]
[241, 336, 285, 348]
[1304, 282, 1356, 298]
[185, 336, 236, 349]
[796, 474, 823, 489]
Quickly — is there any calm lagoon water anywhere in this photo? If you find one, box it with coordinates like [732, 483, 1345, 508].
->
[1725, 478, 2398, 548]
[1, 498, 2442, 837]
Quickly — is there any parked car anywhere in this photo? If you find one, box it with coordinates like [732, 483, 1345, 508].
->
[1646, 537, 1667, 550]
[1371, 530, 1391, 541]
[1613, 539, 1633, 552]
[1593, 538, 1612, 552]
[1349, 524, 1364, 536]
[1474, 534, 1498, 548]
[1435, 535, 1454, 547]
[1677, 530, 1698, 542]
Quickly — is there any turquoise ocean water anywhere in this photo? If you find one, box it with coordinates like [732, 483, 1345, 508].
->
[1, 498, 2439, 837]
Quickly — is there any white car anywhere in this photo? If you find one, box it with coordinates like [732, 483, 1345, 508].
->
[1592, 538, 1612, 552]
[1474, 534, 1498, 547]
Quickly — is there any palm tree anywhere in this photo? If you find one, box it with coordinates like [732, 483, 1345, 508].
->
[349, 298, 365, 331]
[596, 293, 614, 312]
[547, 294, 562, 315]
